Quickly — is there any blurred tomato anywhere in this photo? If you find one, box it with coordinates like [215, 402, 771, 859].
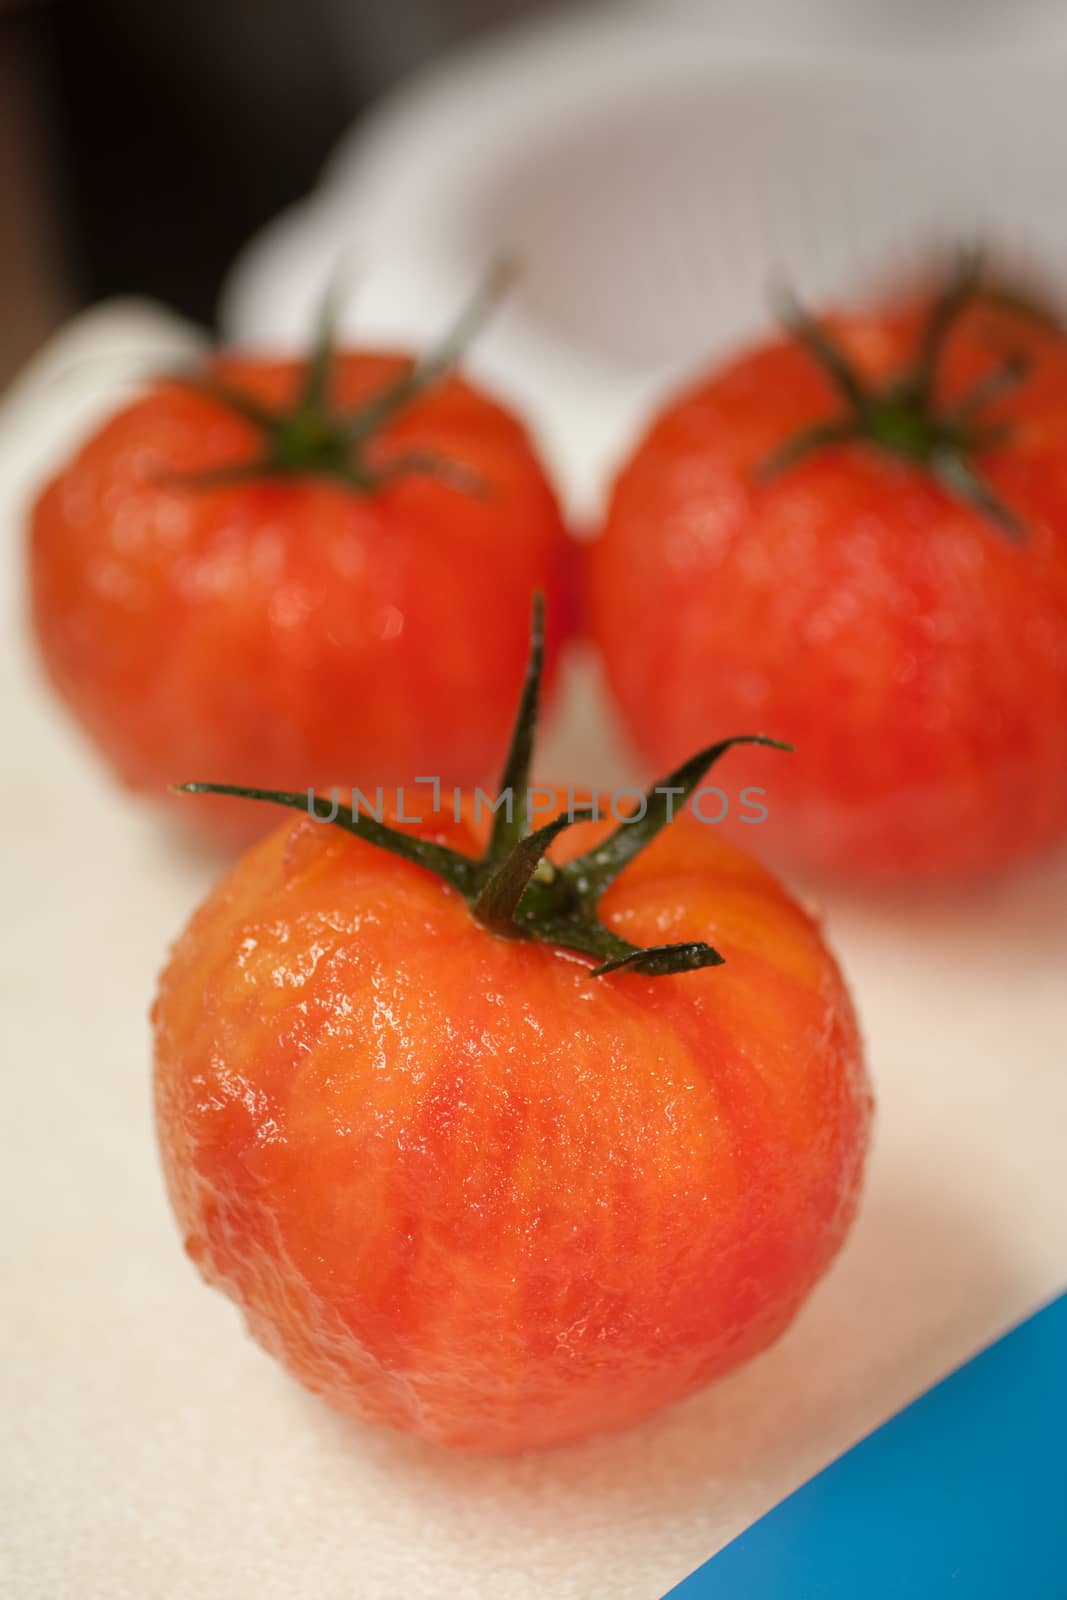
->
[589, 264, 1067, 882]
[30, 330, 573, 842]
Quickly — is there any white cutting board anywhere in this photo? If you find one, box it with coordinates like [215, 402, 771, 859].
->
[4, 15, 1067, 1597]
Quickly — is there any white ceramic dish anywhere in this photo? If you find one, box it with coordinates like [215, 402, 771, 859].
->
[226, 7, 1067, 516]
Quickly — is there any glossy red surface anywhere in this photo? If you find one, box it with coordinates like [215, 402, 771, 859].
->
[30, 353, 572, 841]
[153, 803, 871, 1452]
[589, 297, 1067, 880]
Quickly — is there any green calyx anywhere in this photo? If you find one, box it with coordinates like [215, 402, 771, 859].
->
[759, 248, 1029, 538]
[164, 265, 511, 495]
[176, 598, 790, 979]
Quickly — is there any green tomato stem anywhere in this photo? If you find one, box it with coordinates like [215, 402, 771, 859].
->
[760, 248, 1029, 537]
[165, 263, 511, 495]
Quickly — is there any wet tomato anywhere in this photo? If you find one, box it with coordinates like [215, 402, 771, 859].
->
[30, 287, 572, 841]
[153, 608, 870, 1452]
[588, 257, 1067, 881]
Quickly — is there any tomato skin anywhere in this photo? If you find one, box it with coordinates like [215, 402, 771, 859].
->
[152, 803, 870, 1454]
[588, 299, 1067, 881]
[29, 354, 572, 841]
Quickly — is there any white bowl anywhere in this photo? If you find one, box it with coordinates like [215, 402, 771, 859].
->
[224, 7, 1067, 516]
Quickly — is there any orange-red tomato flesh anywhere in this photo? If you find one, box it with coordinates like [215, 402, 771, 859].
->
[153, 802, 871, 1453]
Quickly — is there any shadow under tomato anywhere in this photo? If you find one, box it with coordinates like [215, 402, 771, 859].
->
[279, 1169, 1030, 1584]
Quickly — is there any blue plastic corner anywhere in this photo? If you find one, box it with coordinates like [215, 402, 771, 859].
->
[662, 1291, 1067, 1598]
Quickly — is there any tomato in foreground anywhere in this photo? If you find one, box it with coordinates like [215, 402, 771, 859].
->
[153, 605, 871, 1453]
[588, 255, 1067, 881]
[30, 279, 571, 841]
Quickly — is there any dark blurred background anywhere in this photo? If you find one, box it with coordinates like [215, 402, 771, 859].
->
[0, 0, 557, 381]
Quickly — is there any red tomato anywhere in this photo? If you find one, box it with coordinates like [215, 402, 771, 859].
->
[154, 803, 868, 1452]
[30, 338, 571, 842]
[588, 266, 1067, 881]
[153, 612, 870, 1453]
